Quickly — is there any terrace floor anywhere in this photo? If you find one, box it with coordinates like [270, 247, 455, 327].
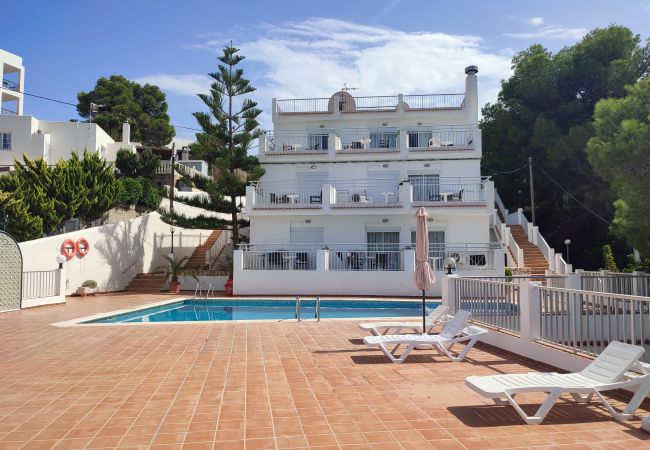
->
[1, 292, 649, 449]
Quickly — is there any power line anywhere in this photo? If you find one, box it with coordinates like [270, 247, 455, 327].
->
[535, 164, 613, 227]
[482, 163, 528, 175]
[13, 89, 203, 133]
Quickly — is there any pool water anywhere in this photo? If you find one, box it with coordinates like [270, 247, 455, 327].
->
[86, 299, 440, 323]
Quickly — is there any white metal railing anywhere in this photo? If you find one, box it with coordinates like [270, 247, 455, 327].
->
[411, 178, 486, 203]
[338, 128, 399, 151]
[157, 161, 211, 179]
[580, 271, 650, 297]
[265, 131, 329, 153]
[332, 179, 400, 205]
[251, 181, 324, 206]
[469, 275, 568, 288]
[329, 248, 404, 271]
[275, 93, 465, 115]
[2, 79, 19, 91]
[242, 249, 317, 271]
[206, 230, 231, 267]
[22, 270, 58, 300]
[406, 125, 474, 149]
[494, 190, 508, 220]
[436, 244, 499, 271]
[1, 107, 17, 115]
[538, 286, 650, 362]
[453, 277, 521, 333]
[502, 225, 524, 267]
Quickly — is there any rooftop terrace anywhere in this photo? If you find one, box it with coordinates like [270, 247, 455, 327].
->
[1, 292, 649, 449]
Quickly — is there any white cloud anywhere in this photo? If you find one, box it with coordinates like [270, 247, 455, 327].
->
[140, 18, 514, 129]
[505, 25, 587, 40]
[527, 17, 544, 26]
[133, 73, 212, 97]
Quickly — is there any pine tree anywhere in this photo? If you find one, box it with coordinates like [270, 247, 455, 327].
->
[77, 151, 119, 225]
[600, 245, 619, 272]
[0, 192, 44, 241]
[165, 44, 265, 245]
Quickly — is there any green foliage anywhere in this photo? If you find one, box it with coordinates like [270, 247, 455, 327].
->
[158, 255, 190, 282]
[481, 26, 650, 269]
[601, 244, 619, 272]
[77, 151, 119, 225]
[76, 75, 175, 146]
[587, 78, 650, 256]
[116, 148, 161, 178]
[0, 191, 43, 241]
[116, 177, 161, 213]
[504, 267, 514, 278]
[167, 44, 265, 244]
[81, 280, 97, 288]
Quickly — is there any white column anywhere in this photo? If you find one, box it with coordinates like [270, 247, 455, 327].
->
[399, 130, 408, 157]
[317, 249, 328, 271]
[484, 180, 495, 209]
[328, 133, 338, 158]
[473, 127, 482, 157]
[520, 281, 541, 342]
[441, 274, 459, 313]
[55, 264, 68, 304]
[232, 249, 244, 292]
[258, 134, 267, 161]
[404, 248, 416, 273]
[245, 185, 256, 210]
[399, 182, 412, 208]
[464, 66, 479, 124]
[322, 184, 332, 211]
[18, 69, 25, 115]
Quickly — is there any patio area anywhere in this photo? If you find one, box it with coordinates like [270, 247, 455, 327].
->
[0, 293, 649, 449]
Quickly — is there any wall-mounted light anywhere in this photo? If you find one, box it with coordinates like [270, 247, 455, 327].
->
[382, 218, 389, 223]
[305, 219, 312, 224]
[417, 122, 422, 126]
[319, 125, 325, 128]
[427, 218, 433, 222]
[382, 122, 387, 126]
[382, 163, 389, 168]
[310, 165, 317, 169]
[424, 163, 430, 167]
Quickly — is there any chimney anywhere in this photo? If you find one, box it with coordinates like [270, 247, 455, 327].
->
[464, 65, 479, 123]
[122, 122, 131, 144]
[181, 146, 189, 161]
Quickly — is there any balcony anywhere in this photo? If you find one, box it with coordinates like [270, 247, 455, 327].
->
[1, 107, 17, 115]
[237, 243, 500, 273]
[261, 125, 477, 156]
[1, 79, 19, 91]
[248, 177, 491, 210]
[274, 93, 465, 115]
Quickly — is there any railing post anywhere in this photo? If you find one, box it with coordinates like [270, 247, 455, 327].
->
[403, 248, 416, 273]
[56, 264, 67, 302]
[484, 180, 495, 209]
[246, 185, 256, 209]
[442, 274, 459, 313]
[532, 226, 539, 245]
[328, 133, 338, 158]
[317, 248, 328, 271]
[258, 133, 267, 161]
[322, 184, 332, 211]
[520, 281, 541, 342]
[232, 249, 244, 291]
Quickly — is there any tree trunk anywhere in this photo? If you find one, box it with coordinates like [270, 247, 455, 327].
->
[231, 197, 239, 246]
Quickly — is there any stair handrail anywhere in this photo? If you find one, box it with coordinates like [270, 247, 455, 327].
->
[501, 224, 524, 268]
[494, 190, 508, 220]
[206, 229, 232, 268]
[193, 282, 202, 299]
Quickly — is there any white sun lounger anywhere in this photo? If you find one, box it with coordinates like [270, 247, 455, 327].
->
[358, 304, 451, 335]
[465, 341, 650, 425]
[363, 310, 487, 363]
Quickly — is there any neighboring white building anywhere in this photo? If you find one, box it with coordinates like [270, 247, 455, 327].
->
[1, 49, 24, 116]
[234, 66, 507, 296]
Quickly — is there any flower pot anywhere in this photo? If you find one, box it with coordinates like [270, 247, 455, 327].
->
[77, 286, 94, 297]
[169, 281, 181, 294]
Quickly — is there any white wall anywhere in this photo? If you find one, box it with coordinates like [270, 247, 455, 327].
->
[0, 115, 42, 165]
[19, 212, 211, 295]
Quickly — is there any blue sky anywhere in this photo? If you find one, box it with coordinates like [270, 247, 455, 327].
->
[3, 0, 650, 140]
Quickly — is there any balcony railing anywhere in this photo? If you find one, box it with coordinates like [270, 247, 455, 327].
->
[251, 181, 323, 207]
[262, 125, 477, 155]
[275, 93, 465, 115]
[331, 180, 401, 207]
[411, 177, 487, 204]
[239, 243, 498, 272]
[2, 79, 19, 91]
[1, 107, 17, 115]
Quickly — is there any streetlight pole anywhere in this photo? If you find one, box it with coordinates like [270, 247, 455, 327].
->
[517, 190, 523, 209]
[170, 226, 176, 259]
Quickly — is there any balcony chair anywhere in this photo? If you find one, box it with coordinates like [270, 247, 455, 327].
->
[465, 341, 650, 425]
[427, 190, 442, 202]
[363, 310, 488, 363]
[347, 252, 365, 270]
[295, 252, 309, 270]
[451, 189, 464, 201]
[309, 193, 322, 204]
[267, 251, 288, 269]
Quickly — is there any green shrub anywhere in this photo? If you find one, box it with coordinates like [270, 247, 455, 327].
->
[81, 280, 97, 288]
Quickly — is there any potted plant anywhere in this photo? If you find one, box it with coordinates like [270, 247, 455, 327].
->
[77, 280, 97, 297]
[159, 255, 190, 294]
[218, 255, 234, 296]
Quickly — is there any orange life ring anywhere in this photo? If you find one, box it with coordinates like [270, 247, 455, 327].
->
[76, 238, 90, 257]
[61, 239, 77, 259]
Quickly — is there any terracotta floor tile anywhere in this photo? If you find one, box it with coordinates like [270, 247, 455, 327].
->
[0, 292, 647, 450]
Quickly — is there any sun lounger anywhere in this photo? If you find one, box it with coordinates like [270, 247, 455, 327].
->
[363, 310, 487, 363]
[465, 341, 650, 424]
[358, 304, 451, 335]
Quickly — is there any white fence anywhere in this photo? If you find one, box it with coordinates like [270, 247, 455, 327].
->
[22, 270, 58, 300]
[242, 249, 318, 271]
[453, 277, 520, 333]
[579, 271, 650, 297]
[206, 230, 231, 268]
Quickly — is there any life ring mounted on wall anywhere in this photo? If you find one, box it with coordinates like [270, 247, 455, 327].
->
[61, 239, 77, 260]
[76, 238, 90, 257]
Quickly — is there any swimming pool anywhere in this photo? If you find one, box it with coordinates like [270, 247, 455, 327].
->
[84, 299, 440, 323]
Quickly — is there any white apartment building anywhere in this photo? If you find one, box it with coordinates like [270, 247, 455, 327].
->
[234, 66, 507, 296]
[0, 48, 138, 167]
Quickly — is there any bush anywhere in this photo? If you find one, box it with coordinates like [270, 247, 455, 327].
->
[81, 280, 97, 288]
[600, 245, 619, 272]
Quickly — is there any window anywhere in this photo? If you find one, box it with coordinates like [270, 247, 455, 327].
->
[1, 133, 11, 150]
[308, 134, 328, 150]
[408, 174, 440, 201]
[408, 131, 432, 148]
[369, 132, 397, 149]
[411, 230, 445, 269]
[367, 231, 401, 270]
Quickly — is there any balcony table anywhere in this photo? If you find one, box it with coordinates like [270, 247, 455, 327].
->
[380, 192, 394, 203]
[440, 192, 454, 202]
[287, 194, 300, 204]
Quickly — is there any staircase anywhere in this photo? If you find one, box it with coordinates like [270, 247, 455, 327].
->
[125, 273, 167, 293]
[185, 230, 224, 269]
[507, 225, 549, 276]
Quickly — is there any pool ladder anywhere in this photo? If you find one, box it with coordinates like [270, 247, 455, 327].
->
[295, 296, 320, 322]
[193, 283, 202, 299]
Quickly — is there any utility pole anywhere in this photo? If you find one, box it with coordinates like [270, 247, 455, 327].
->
[169, 143, 175, 216]
[529, 156, 536, 226]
